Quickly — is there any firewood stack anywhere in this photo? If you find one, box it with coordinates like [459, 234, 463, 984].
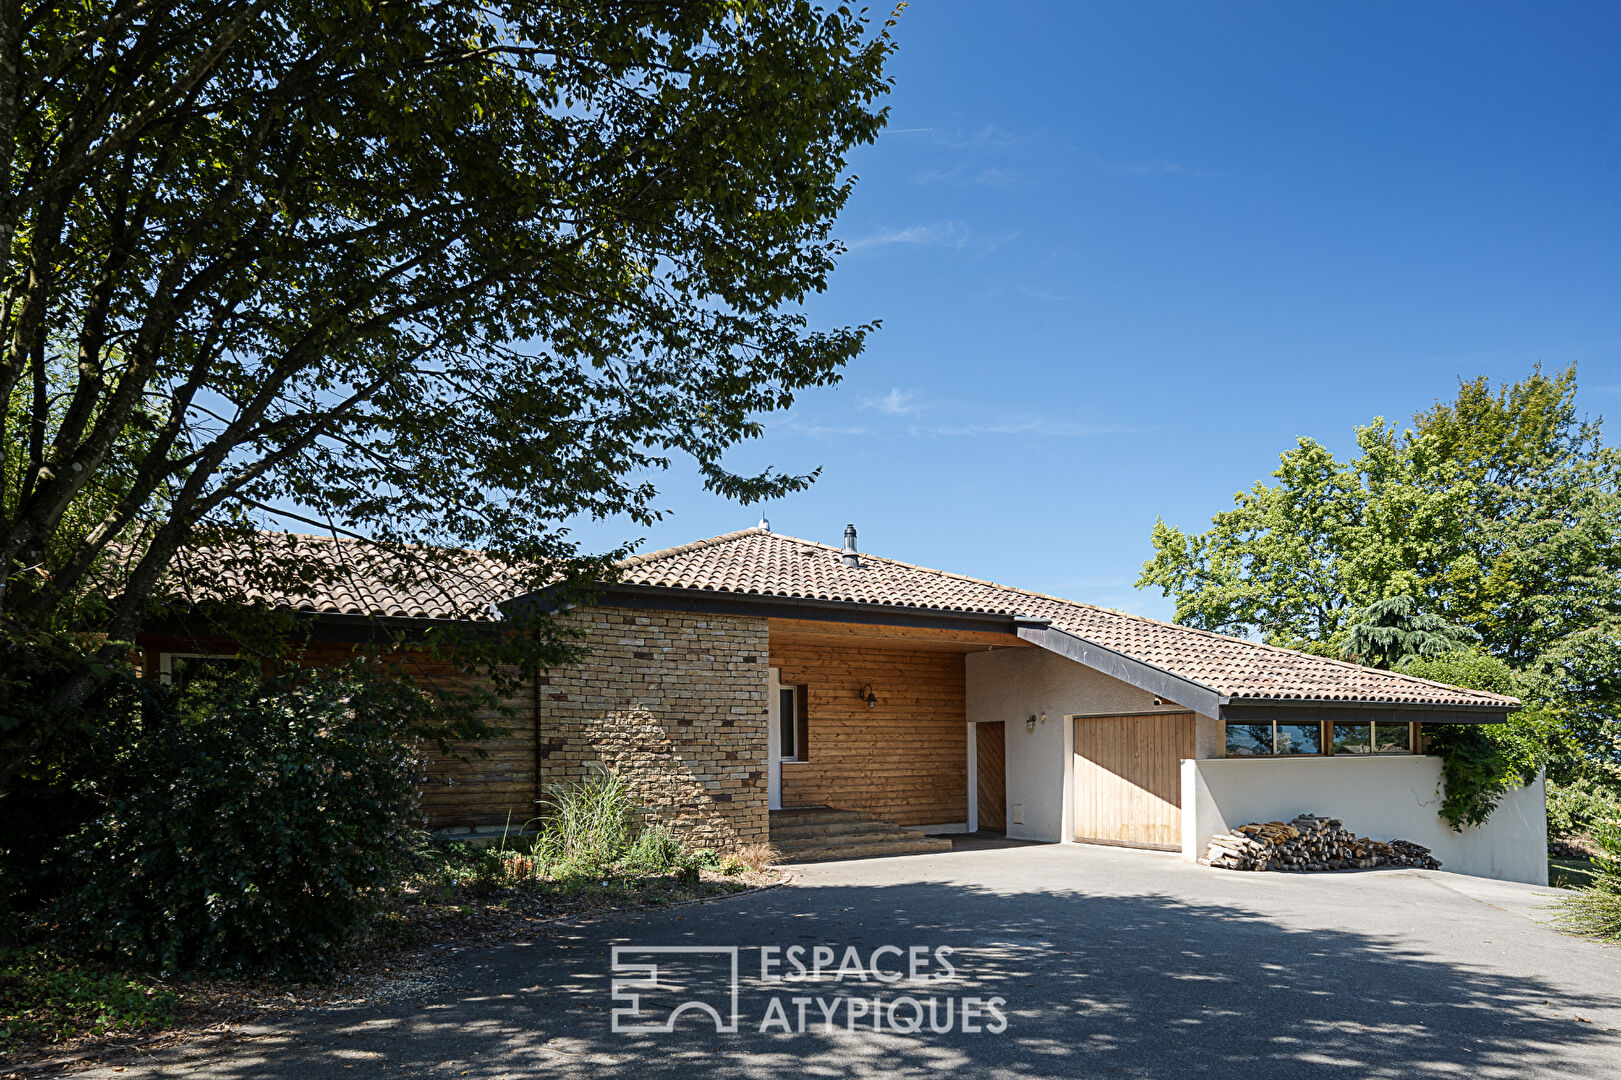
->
[1200, 814, 1442, 872]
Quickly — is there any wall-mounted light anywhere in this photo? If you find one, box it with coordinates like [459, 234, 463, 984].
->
[1026, 714, 1037, 732]
[859, 683, 878, 709]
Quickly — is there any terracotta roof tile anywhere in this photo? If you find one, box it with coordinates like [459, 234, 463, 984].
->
[166, 533, 517, 622]
[165, 527, 1515, 709]
[615, 528, 1517, 710]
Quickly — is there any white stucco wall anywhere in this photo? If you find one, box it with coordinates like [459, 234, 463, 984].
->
[1182, 755, 1548, 885]
[966, 647, 1208, 842]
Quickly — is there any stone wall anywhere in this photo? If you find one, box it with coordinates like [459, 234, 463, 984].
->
[538, 607, 771, 849]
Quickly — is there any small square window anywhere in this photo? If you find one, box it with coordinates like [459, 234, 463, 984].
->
[1373, 721, 1413, 754]
[1332, 722, 1374, 755]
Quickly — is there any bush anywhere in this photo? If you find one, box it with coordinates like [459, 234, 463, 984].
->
[531, 772, 639, 873]
[1399, 652, 1563, 830]
[1556, 820, 1621, 943]
[620, 827, 682, 874]
[1547, 773, 1621, 841]
[52, 666, 424, 978]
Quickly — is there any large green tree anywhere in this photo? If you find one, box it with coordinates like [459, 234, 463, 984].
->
[0, 1, 897, 779]
[1139, 365, 1621, 764]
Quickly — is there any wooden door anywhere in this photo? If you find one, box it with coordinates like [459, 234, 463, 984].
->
[975, 722, 1007, 832]
[1072, 713, 1195, 850]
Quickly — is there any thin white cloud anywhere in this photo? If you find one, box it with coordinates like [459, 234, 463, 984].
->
[844, 221, 969, 252]
[913, 164, 1030, 189]
[861, 387, 927, 417]
[843, 221, 1020, 256]
[775, 415, 872, 439]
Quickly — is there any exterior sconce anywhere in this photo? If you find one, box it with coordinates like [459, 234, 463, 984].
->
[1026, 714, 1037, 732]
[859, 683, 878, 708]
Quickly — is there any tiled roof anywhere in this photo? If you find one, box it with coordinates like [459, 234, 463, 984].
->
[165, 533, 519, 622]
[615, 528, 1517, 710]
[163, 527, 1515, 709]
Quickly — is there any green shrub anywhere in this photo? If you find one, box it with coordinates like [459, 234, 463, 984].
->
[620, 827, 682, 873]
[1547, 774, 1621, 840]
[1399, 652, 1562, 830]
[531, 772, 639, 872]
[1556, 821, 1621, 943]
[53, 666, 424, 978]
[0, 948, 176, 1049]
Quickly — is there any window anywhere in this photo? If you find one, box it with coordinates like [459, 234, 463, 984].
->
[1373, 721, 1414, 754]
[1225, 720, 1324, 757]
[779, 684, 809, 761]
[159, 652, 256, 688]
[1275, 722, 1322, 755]
[1226, 718, 1417, 758]
[1331, 721, 1414, 755]
[1224, 723, 1274, 757]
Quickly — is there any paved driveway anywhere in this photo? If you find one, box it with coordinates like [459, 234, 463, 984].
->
[75, 841, 1621, 1079]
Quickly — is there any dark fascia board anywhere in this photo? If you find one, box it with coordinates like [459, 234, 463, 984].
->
[1015, 624, 1226, 719]
[1220, 699, 1511, 725]
[527, 582, 1040, 637]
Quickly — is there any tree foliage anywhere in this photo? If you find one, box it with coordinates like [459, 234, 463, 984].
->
[1339, 594, 1478, 670]
[1140, 364, 1621, 769]
[0, 1, 898, 776]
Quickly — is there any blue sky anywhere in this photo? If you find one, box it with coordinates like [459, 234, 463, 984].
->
[570, 2, 1621, 620]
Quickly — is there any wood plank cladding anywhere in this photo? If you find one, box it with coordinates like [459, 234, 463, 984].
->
[134, 633, 538, 831]
[976, 721, 1007, 831]
[281, 639, 538, 831]
[771, 633, 968, 826]
[770, 618, 1031, 654]
[1073, 712, 1195, 851]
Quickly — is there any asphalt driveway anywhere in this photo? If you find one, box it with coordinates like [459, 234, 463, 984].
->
[71, 841, 1621, 1079]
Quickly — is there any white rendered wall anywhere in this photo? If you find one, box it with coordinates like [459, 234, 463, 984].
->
[1182, 756, 1548, 885]
[966, 648, 1207, 843]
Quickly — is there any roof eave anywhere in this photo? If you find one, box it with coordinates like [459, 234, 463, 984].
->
[511, 581, 1043, 637]
[1016, 624, 1227, 719]
[1220, 698, 1514, 724]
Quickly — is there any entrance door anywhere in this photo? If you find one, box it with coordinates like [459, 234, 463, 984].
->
[975, 721, 1007, 832]
[1072, 713, 1195, 850]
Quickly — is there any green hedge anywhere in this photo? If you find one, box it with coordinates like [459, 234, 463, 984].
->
[52, 667, 424, 978]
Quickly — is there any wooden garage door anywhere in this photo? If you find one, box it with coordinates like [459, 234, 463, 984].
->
[1073, 713, 1195, 850]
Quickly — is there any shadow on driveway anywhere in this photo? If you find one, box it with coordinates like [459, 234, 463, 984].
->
[72, 869, 1621, 1079]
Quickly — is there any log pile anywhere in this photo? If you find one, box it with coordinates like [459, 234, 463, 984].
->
[1200, 814, 1442, 872]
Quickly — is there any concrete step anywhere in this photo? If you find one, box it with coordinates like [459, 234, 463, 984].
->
[778, 835, 955, 863]
[770, 807, 876, 826]
[769, 806, 954, 862]
[769, 818, 900, 842]
[774, 827, 944, 851]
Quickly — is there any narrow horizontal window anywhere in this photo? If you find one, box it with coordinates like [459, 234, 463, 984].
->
[1224, 723, 1274, 757]
[1274, 722, 1322, 756]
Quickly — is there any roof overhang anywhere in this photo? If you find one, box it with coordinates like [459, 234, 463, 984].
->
[519, 581, 1036, 637]
[1015, 623, 1227, 718]
[509, 583, 1513, 722]
[1219, 699, 1512, 725]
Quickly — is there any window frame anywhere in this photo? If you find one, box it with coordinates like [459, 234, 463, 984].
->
[778, 684, 810, 762]
[1223, 718, 1418, 759]
[157, 651, 251, 686]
